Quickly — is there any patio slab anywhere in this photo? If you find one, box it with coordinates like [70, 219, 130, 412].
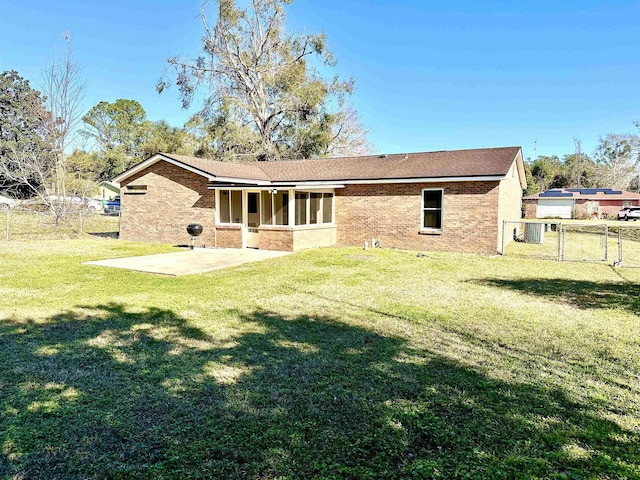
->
[83, 248, 291, 276]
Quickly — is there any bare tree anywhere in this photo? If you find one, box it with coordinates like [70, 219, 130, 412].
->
[594, 133, 640, 190]
[323, 105, 371, 158]
[41, 31, 86, 205]
[0, 34, 87, 221]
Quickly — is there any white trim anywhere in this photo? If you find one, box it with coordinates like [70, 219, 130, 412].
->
[514, 148, 527, 189]
[210, 176, 271, 185]
[214, 189, 219, 225]
[113, 154, 215, 183]
[207, 183, 336, 190]
[216, 188, 244, 226]
[114, 153, 272, 185]
[288, 189, 295, 226]
[279, 183, 345, 189]
[420, 188, 444, 232]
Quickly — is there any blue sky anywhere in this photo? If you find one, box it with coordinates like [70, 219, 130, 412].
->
[1, 0, 639, 159]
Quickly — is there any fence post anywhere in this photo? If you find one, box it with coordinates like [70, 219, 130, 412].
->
[617, 228, 622, 267]
[79, 210, 83, 235]
[604, 224, 608, 262]
[501, 220, 506, 255]
[4, 210, 8, 240]
[558, 222, 563, 261]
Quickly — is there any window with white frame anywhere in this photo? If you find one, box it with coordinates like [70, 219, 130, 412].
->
[422, 189, 443, 230]
[261, 190, 289, 226]
[294, 191, 333, 226]
[218, 190, 243, 224]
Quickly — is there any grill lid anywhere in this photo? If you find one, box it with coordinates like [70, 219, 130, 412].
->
[187, 223, 203, 236]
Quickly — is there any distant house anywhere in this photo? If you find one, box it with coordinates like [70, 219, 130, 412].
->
[112, 146, 526, 254]
[524, 188, 640, 219]
[98, 181, 120, 200]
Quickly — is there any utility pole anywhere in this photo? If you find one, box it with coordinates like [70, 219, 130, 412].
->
[573, 137, 582, 188]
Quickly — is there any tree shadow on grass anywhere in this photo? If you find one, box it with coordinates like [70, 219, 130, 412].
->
[0, 303, 637, 479]
[475, 277, 640, 315]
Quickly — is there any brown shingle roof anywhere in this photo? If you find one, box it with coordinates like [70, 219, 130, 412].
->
[161, 146, 521, 183]
[162, 154, 271, 181]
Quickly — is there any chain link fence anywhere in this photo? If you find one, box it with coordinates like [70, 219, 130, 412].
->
[502, 221, 640, 267]
[2, 208, 120, 241]
[502, 221, 562, 261]
[560, 223, 609, 263]
[613, 225, 640, 268]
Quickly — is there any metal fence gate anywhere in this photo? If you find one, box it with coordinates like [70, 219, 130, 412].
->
[502, 221, 640, 267]
[560, 223, 608, 263]
[615, 227, 640, 268]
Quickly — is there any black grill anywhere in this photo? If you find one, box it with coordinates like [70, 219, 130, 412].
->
[187, 223, 205, 249]
[187, 223, 203, 236]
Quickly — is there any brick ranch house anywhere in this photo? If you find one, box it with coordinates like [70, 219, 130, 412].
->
[524, 188, 640, 219]
[112, 146, 526, 254]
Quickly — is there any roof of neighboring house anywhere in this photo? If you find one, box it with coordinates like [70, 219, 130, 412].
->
[113, 146, 525, 186]
[524, 188, 640, 200]
[99, 180, 120, 190]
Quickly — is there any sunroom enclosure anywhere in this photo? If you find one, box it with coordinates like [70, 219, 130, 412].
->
[213, 188, 337, 250]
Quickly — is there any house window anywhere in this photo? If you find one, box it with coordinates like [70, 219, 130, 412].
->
[295, 192, 307, 225]
[261, 190, 289, 226]
[310, 193, 322, 224]
[322, 193, 333, 223]
[125, 185, 147, 194]
[261, 191, 273, 225]
[294, 191, 333, 225]
[219, 190, 243, 224]
[274, 191, 289, 225]
[422, 189, 443, 230]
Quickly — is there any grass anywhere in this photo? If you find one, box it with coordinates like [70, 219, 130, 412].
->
[1, 239, 639, 479]
[1, 210, 119, 240]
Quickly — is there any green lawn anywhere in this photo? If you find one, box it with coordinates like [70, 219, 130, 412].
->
[2, 210, 119, 240]
[1, 239, 639, 479]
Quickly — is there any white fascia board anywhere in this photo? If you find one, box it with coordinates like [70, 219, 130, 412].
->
[209, 176, 272, 185]
[276, 183, 346, 189]
[113, 154, 272, 186]
[514, 148, 527, 189]
[113, 154, 216, 183]
[208, 183, 343, 190]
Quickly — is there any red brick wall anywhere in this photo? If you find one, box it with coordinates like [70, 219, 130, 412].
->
[335, 181, 502, 254]
[256, 226, 336, 251]
[215, 226, 243, 249]
[120, 161, 215, 245]
[292, 226, 337, 251]
[524, 200, 537, 219]
[258, 227, 293, 251]
[120, 160, 519, 255]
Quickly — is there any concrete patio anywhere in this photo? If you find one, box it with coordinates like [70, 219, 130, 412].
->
[83, 247, 291, 276]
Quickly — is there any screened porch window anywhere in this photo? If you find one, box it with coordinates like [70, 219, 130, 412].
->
[422, 189, 443, 230]
[219, 190, 243, 224]
[295, 192, 307, 225]
[294, 191, 333, 225]
[261, 191, 289, 226]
